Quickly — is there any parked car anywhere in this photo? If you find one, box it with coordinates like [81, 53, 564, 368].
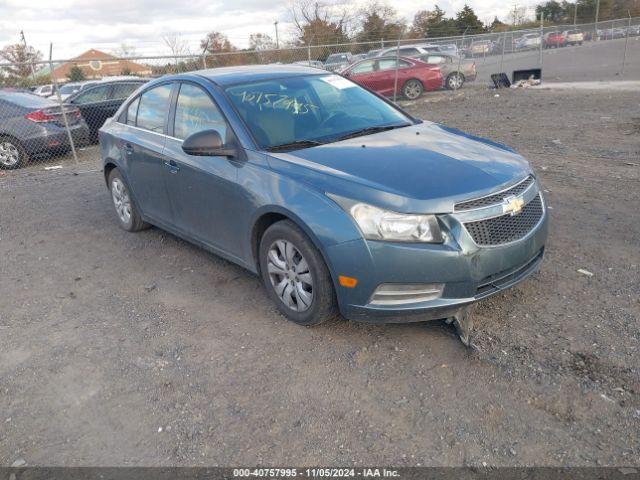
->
[414, 53, 476, 90]
[352, 53, 367, 62]
[598, 28, 627, 40]
[562, 30, 584, 46]
[57, 81, 100, 100]
[437, 44, 459, 56]
[515, 33, 541, 50]
[100, 65, 548, 342]
[292, 60, 325, 69]
[544, 32, 566, 48]
[377, 43, 442, 58]
[0, 91, 89, 169]
[366, 49, 382, 58]
[340, 56, 442, 100]
[324, 53, 354, 72]
[466, 40, 495, 57]
[33, 84, 56, 97]
[628, 25, 640, 36]
[65, 78, 147, 142]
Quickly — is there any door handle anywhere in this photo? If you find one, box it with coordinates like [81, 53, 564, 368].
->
[124, 142, 134, 155]
[163, 159, 180, 174]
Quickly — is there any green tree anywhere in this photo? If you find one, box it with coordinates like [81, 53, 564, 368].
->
[536, 1, 568, 22]
[455, 4, 486, 34]
[411, 5, 458, 38]
[67, 64, 85, 82]
[354, 2, 405, 43]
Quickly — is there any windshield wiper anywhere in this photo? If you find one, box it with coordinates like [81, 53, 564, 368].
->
[266, 140, 324, 152]
[333, 124, 410, 142]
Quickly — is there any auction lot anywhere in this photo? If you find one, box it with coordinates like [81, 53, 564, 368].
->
[1, 87, 638, 466]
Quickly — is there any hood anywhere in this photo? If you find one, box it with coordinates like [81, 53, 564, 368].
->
[266, 122, 532, 213]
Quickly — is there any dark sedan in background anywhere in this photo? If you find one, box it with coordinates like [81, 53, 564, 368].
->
[340, 56, 442, 99]
[65, 79, 147, 142]
[0, 91, 89, 169]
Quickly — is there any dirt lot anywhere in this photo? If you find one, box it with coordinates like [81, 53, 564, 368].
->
[1, 86, 639, 467]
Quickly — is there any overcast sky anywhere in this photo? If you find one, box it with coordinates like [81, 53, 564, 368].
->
[0, 0, 540, 60]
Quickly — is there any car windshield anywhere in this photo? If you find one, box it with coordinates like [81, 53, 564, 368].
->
[225, 74, 413, 151]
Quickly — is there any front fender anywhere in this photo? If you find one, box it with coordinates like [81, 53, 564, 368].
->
[239, 157, 364, 278]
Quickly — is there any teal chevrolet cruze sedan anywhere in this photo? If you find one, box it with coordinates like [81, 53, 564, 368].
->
[100, 65, 548, 343]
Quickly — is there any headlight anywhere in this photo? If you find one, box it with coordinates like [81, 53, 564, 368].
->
[349, 203, 443, 243]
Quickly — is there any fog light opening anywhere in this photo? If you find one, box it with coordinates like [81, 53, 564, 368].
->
[369, 283, 444, 306]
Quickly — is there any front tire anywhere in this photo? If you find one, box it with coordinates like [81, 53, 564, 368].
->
[108, 168, 149, 232]
[259, 220, 337, 326]
[402, 79, 424, 100]
[0, 137, 27, 170]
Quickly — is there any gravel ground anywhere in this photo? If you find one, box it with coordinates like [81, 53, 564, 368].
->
[0, 87, 638, 467]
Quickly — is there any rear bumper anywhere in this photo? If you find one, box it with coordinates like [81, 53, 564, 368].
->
[326, 205, 549, 324]
[23, 123, 89, 156]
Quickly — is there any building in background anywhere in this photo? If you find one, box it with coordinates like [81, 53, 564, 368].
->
[51, 49, 151, 82]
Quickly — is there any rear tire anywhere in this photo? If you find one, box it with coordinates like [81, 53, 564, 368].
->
[446, 72, 465, 90]
[0, 136, 28, 170]
[259, 220, 338, 326]
[108, 168, 149, 232]
[402, 79, 424, 100]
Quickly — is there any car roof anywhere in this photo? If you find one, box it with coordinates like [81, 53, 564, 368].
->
[0, 91, 57, 108]
[192, 64, 329, 86]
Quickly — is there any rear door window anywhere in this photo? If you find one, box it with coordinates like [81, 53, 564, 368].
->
[111, 83, 142, 100]
[73, 85, 111, 104]
[135, 84, 172, 133]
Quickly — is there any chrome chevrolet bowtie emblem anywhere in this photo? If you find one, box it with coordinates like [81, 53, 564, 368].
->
[503, 195, 525, 216]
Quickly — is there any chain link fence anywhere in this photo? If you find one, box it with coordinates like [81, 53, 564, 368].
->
[0, 17, 638, 175]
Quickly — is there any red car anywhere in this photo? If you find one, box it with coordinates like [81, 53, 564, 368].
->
[340, 56, 442, 100]
[544, 32, 566, 48]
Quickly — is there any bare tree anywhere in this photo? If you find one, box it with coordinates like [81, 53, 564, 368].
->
[0, 44, 42, 80]
[162, 33, 191, 61]
[249, 33, 276, 51]
[113, 43, 137, 58]
[288, 0, 356, 45]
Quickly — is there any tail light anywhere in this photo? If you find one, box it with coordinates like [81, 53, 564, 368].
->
[25, 110, 56, 122]
[24, 108, 80, 123]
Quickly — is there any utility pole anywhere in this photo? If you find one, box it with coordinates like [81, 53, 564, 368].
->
[595, 0, 601, 37]
[539, 11, 544, 71]
[573, 2, 578, 26]
[274, 21, 279, 49]
[20, 30, 37, 80]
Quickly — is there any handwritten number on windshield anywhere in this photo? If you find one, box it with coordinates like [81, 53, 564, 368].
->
[235, 91, 318, 115]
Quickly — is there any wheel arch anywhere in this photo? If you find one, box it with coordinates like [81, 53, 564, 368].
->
[250, 206, 339, 283]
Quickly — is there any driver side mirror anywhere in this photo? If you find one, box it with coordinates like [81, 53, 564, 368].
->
[182, 129, 236, 157]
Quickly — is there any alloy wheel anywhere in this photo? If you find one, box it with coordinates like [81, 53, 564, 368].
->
[267, 239, 313, 312]
[404, 81, 422, 100]
[0, 141, 20, 168]
[111, 177, 132, 224]
[449, 73, 463, 89]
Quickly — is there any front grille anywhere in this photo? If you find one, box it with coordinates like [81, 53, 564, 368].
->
[454, 175, 535, 211]
[464, 194, 544, 246]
